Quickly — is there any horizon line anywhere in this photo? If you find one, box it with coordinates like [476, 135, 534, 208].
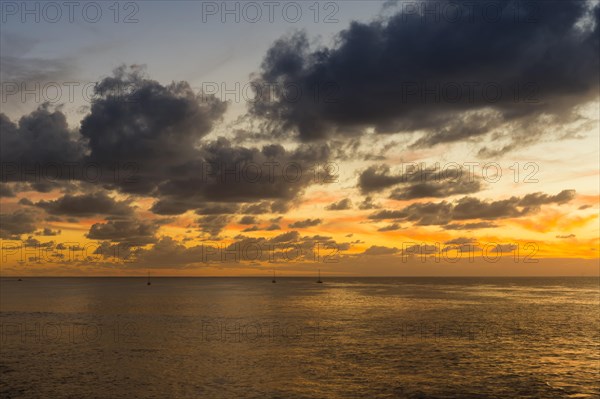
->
[1, 275, 598, 278]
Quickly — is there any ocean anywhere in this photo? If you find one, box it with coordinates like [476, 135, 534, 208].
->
[1, 277, 598, 398]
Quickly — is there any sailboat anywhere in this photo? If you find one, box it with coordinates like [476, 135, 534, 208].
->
[272, 270, 276, 283]
[147, 271, 151, 286]
[317, 269, 322, 284]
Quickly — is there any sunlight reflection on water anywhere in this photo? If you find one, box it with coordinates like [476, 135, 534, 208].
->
[1, 277, 598, 398]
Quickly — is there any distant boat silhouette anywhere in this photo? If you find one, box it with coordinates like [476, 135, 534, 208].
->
[317, 269, 322, 284]
[147, 271, 151, 286]
[272, 270, 276, 283]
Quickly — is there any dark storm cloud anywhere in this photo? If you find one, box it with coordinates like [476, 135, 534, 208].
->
[196, 215, 232, 237]
[150, 138, 331, 215]
[397, 202, 454, 225]
[358, 165, 406, 193]
[79, 66, 331, 209]
[86, 218, 160, 245]
[370, 190, 575, 226]
[325, 198, 352, 210]
[35, 192, 133, 217]
[195, 203, 240, 215]
[1, 66, 334, 225]
[359, 164, 482, 199]
[243, 200, 291, 215]
[240, 201, 273, 215]
[35, 228, 61, 236]
[289, 218, 322, 228]
[80, 65, 228, 194]
[250, 0, 599, 150]
[150, 198, 202, 216]
[239, 216, 258, 225]
[1, 65, 224, 194]
[0, 209, 39, 239]
[0, 106, 85, 177]
[84, 66, 225, 160]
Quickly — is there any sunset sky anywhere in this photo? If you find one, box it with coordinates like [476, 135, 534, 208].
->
[1, 0, 599, 276]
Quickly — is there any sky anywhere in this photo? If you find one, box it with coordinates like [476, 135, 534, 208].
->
[0, 0, 599, 276]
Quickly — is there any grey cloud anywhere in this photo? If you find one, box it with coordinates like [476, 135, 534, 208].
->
[325, 198, 352, 211]
[152, 139, 330, 214]
[359, 164, 482, 199]
[358, 196, 380, 210]
[453, 190, 575, 220]
[378, 223, 402, 232]
[195, 203, 240, 215]
[86, 218, 160, 245]
[133, 237, 207, 267]
[250, 1, 599, 152]
[362, 245, 398, 256]
[196, 215, 232, 238]
[270, 231, 301, 243]
[36, 228, 61, 236]
[370, 190, 575, 226]
[239, 216, 258, 225]
[0, 106, 85, 180]
[368, 210, 408, 220]
[444, 237, 476, 245]
[444, 222, 499, 230]
[289, 218, 322, 228]
[0, 209, 38, 239]
[1, 66, 333, 219]
[35, 192, 133, 217]
[390, 178, 481, 201]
